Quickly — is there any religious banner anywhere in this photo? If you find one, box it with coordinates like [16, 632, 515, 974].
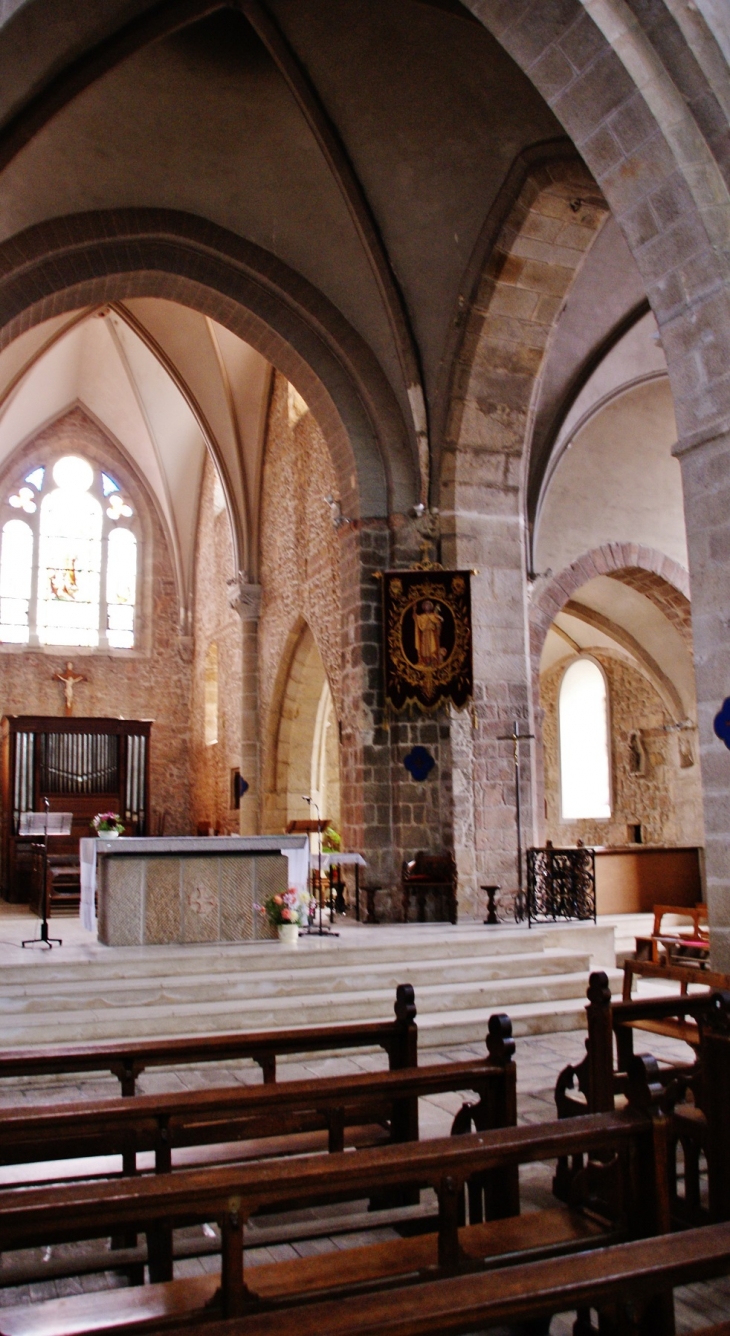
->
[382, 568, 473, 713]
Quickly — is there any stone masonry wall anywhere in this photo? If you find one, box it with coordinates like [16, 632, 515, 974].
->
[258, 380, 456, 919]
[190, 454, 243, 835]
[0, 408, 193, 836]
[541, 652, 704, 849]
[259, 375, 342, 829]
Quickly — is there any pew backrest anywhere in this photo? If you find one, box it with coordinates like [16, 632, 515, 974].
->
[0, 1053, 515, 1173]
[0, 983, 418, 1095]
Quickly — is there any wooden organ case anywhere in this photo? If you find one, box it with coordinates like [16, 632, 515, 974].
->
[1, 716, 151, 905]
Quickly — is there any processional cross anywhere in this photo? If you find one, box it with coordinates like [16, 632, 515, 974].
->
[497, 719, 534, 909]
[53, 661, 88, 717]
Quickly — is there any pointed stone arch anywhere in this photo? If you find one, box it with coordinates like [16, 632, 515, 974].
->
[264, 619, 339, 834]
[0, 209, 419, 527]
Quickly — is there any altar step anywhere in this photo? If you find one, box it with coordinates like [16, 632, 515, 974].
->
[0, 922, 619, 1049]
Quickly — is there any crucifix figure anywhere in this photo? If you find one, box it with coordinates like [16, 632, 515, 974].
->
[497, 718, 534, 913]
[53, 661, 88, 717]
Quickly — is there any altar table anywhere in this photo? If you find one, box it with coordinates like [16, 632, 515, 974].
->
[80, 836, 309, 946]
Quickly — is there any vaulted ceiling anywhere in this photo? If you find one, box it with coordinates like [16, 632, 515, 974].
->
[0, 302, 271, 614]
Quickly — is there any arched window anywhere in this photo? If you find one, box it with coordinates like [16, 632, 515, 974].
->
[204, 642, 218, 746]
[0, 519, 33, 642]
[0, 454, 139, 650]
[559, 658, 611, 820]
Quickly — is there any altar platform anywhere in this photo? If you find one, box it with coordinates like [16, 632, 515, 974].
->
[0, 902, 654, 1052]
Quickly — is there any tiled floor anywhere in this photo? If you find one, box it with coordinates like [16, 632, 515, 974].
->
[0, 1028, 728, 1333]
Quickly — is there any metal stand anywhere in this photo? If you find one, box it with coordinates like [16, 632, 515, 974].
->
[497, 719, 534, 925]
[301, 796, 339, 938]
[22, 799, 64, 950]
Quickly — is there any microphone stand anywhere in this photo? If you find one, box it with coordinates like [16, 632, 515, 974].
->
[23, 797, 62, 950]
[301, 796, 338, 938]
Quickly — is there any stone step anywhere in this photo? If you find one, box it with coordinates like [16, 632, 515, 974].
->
[0, 949, 593, 1010]
[0, 926, 559, 986]
[0, 969, 621, 1046]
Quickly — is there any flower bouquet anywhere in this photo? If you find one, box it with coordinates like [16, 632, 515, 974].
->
[91, 811, 125, 838]
[262, 886, 313, 945]
[322, 825, 341, 853]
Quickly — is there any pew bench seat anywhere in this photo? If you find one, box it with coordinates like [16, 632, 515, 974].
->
[619, 1015, 702, 1049]
[0, 1206, 611, 1336]
[0, 1126, 392, 1191]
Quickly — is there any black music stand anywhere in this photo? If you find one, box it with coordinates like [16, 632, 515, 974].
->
[20, 801, 72, 949]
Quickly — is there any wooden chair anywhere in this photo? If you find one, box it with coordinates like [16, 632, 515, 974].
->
[634, 902, 709, 967]
[402, 851, 457, 924]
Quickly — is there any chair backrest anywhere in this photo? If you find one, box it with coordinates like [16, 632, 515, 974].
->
[406, 851, 456, 882]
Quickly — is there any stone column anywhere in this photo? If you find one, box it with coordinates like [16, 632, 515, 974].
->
[676, 428, 730, 968]
[338, 518, 457, 918]
[441, 484, 535, 921]
[228, 576, 262, 836]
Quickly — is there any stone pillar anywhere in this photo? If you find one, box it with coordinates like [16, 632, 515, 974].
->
[441, 486, 535, 921]
[676, 428, 730, 968]
[338, 518, 457, 918]
[228, 576, 262, 836]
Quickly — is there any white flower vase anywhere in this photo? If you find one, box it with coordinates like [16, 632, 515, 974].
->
[101, 829, 120, 839]
[277, 922, 299, 947]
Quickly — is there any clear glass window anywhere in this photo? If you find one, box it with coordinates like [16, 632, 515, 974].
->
[0, 519, 33, 642]
[106, 527, 137, 649]
[559, 658, 611, 820]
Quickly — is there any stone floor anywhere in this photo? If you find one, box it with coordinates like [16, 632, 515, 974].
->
[0, 1027, 728, 1332]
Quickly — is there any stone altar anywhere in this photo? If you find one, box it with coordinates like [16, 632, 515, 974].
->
[84, 836, 309, 946]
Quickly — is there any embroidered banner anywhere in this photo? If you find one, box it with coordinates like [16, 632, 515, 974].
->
[382, 569, 473, 713]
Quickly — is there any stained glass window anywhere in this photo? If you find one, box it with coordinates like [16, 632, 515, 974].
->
[38, 458, 103, 647]
[0, 454, 139, 650]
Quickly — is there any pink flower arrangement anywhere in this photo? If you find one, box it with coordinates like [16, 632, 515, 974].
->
[91, 811, 124, 835]
[263, 887, 312, 928]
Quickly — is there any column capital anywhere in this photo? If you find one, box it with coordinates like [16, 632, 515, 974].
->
[227, 575, 262, 620]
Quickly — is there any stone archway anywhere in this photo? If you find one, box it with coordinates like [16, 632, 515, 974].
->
[530, 542, 698, 847]
[530, 542, 691, 676]
[0, 209, 418, 522]
[265, 621, 340, 834]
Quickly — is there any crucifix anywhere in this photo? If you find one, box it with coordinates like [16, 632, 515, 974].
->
[53, 661, 88, 717]
[497, 718, 534, 910]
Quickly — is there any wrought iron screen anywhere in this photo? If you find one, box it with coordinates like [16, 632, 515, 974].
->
[526, 846, 596, 926]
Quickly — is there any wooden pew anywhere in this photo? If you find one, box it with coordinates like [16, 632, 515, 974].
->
[0, 1015, 516, 1287]
[554, 972, 718, 1226]
[555, 971, 711, 1117]
[0, 1106, 665, 1334]
[125, 1222, 730, 1336]
[0, 983, 418, 1096]
[623, 955, 729, 1005]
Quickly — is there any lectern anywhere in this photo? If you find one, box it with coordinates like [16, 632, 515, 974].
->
[19, 805, 72, 948]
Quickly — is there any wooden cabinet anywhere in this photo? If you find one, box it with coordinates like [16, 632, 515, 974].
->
[594, 845, 702, 915]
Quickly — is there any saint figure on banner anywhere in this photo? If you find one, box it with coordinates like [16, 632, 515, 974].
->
[413, 600, 444, 667]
